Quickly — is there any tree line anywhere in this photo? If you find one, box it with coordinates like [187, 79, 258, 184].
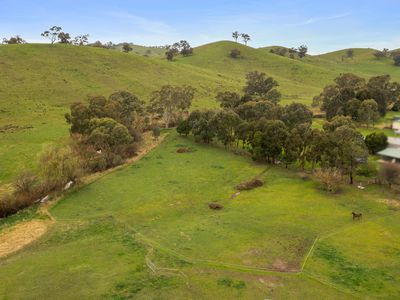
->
[176, 71, 370, 186]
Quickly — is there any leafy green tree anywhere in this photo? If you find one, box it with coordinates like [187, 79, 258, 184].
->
[281, 103, 313, 128]
[41, 26, 62, 44]
[176, 119, 191, 136]
[65, 102, 92, 134]
[88, 118, 132, 150]
[165, 44, 179, 61]
[367, 75, 400, 116]
[243, 71, 279, 99]
[2, 35, 26, 44]
[216, 91, 242, 109]
[297, 45, 308, 58]
[122, 43, 133, 53]
[212, 110, 242, 147]
[148, 85, 195, 128]
[73, 34, 89, 46]
[331, 126, 368, 184]
[365, 132, 388, 154]
[323, 115, 355, 132]
[318, 73, 372, 119]
[236, 100, 281, 122]
[344, 98, 362, 121]
[58, 32, 71, 44]
[179, 40, 193, 56]
[108, 91, 145, 128]
[358, 99, 380, 127]
[191, 110, 217, 143]
[286, 123, 313, 169]
[232, 31, 240, 42]
[250, 120, 288, 163]
[241, 33, 250, 45]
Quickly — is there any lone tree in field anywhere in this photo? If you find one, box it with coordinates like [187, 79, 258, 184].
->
[297, 45, 308, 58]
[232, 31, 240, 42]
[122, 43, 133, 53]
[148, 85, 195, 128]
[41, 26, 62, 44]
[241, 33, 250, 45]
[58, 32, 71, 44]
[2, 35, 26, 44]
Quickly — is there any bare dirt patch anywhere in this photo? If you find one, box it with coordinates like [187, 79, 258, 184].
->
[377, 198, 400, 210]
[271, 258, 298, 272]
[0, 220, 51, 258]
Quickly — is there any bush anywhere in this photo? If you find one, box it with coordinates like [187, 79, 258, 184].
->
[14, 171, 38, 196]
[236, 178, 264, 190]
[176, 119, 191, 136]
[315, 168, 342, 193]
[356, 162, 378, 178]
[230, 49, 241, 59]
[365, 132, 388, 154]
[152, 126, 161, 140]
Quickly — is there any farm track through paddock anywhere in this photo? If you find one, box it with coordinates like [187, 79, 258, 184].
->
[1, 132, 400, 299]
[0, 133, 167, 259]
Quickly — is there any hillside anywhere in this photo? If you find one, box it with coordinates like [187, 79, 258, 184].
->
[1, 41, 400, 183]
[0, 43, 236, 183]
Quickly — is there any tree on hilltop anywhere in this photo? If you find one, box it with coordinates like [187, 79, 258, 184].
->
[41, 26, 62, 44]
[232, 31, 240, 42]
[241, 33, 250, 45]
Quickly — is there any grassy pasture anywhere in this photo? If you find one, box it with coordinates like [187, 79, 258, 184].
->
[1, 132, 399, 299]
[1, 41, 400, 183]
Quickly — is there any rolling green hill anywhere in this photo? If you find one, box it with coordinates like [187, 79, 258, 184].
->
[1, 41, 400, 183]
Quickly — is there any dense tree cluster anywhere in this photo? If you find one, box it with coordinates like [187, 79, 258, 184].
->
[231, 32, 251, 45]
[165, 40, 193, 60]
[65, 91, 146, 171]
[41, 26, 89, 46]
[316, 73, 400, 120]
[178, 72, 368, 184]
[269, 45, 308, 59]
[2, 35, 26, 44]
[148, 85, 195, 128]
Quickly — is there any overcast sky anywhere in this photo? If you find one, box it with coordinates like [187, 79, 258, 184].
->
[1, 0, 399, 54]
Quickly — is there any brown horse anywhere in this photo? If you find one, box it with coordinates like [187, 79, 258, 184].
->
[352, 212, 362, 221]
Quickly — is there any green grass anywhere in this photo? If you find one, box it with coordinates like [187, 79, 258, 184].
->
[1, 41, 400, 183]
[1, 132, 399, 299]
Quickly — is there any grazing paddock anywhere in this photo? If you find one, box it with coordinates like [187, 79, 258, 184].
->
[0, 132, 399, 299]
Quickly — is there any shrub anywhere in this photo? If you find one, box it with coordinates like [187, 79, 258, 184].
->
[236, 178, 264, 190]
[230, 49, 241, 59]
[152, 126, 161, 140]
[356, 162, 378, 178]
[365, 132, 388, 154]
[176, 119, 191, 136]
[14, 171, 38, 196]
[315, 168, 342, 193]
[392, 100, 400, 111]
